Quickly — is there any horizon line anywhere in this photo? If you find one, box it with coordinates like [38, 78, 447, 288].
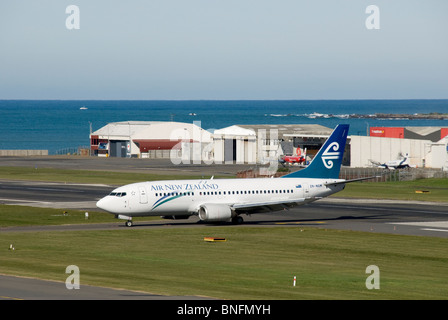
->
[1, 98, 448, 102]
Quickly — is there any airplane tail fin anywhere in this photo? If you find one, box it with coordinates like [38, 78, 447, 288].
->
[282, 124, 349, 179]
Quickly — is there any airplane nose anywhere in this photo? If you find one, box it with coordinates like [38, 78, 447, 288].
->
[96, 197, 108, 211]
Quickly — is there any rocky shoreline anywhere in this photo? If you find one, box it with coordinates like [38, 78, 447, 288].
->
[348, 113, 448, 120]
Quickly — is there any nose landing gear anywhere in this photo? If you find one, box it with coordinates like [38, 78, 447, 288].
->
[116, 214, 133, 227]
[125, 220, 133, 227]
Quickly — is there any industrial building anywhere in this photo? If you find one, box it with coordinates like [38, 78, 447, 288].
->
[90, 121, 448, 170]
[351, 126, 448, 169]
[370, 126, 448, 142]
[212, 124, 340, 164]
[90, 121, 212, 160]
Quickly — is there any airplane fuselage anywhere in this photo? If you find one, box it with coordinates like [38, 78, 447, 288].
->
[97, 177, 345, 219]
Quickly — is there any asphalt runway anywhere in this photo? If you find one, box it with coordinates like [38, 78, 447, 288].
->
[1, 179, 448, 238]
[0, 275, 212, 300]
[1, 175, 448, 299]
[0, 179, 110, 210]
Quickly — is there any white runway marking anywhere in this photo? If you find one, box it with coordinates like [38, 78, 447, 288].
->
[0, 198, 97, 209]
[390, 221, 448, 228]
[389, 221, 448, 233]
[421, 228, 448, 233]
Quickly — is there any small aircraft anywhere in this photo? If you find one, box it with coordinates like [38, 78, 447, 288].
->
[279, 147, 307, 166]
[97, 124, 372, 227]
[370, 153, 414, 170]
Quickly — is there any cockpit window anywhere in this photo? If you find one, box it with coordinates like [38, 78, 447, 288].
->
[109, 192, 127, 197]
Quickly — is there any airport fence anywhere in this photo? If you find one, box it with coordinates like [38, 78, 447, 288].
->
[238, 167, 448, 182]
[0, 150, 48, 156]
[339, 167, 448, 182]
[54, 146, 90, 156]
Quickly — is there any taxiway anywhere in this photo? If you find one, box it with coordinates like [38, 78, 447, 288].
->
[1, 179, 447, 238]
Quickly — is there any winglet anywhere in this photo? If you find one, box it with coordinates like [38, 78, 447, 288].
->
[282, 124, 349, 179]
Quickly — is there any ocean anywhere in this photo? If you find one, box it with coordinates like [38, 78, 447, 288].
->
[1, 100, 448, 154]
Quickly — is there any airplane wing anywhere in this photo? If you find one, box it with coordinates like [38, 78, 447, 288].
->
[368, 159, 382, 166]
[231, 198, 307, 214]
[324, 176, 380, 186]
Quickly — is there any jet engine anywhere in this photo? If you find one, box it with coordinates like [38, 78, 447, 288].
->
[198, 204, 233, 222]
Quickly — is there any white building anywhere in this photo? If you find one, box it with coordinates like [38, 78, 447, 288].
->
[90, 121, 212, 159]
[350, 135, 448, 169]
[212, 124, 334, 164]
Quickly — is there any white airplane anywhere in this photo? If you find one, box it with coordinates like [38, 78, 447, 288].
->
[370, 153, 414, 170]
[97, 124, 367, 227]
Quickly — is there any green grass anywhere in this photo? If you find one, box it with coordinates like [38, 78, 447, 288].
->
[0, 166, 213, 185]
[336, 178, 448, 202]
[1, 226, 447, 299]
[0, 205, 160, 228]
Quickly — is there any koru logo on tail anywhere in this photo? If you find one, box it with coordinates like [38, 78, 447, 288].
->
[322, 142, 340, 169]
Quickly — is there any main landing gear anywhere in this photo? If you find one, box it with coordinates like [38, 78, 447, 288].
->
[232, 216, 244, 225]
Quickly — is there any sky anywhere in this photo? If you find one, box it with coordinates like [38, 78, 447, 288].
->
[0, 0, 447, 100]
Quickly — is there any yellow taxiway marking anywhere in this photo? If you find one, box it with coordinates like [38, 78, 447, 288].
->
[0, 295, 24, 300]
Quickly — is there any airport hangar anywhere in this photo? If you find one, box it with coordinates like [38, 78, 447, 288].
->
[90, 121, 448, 170]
